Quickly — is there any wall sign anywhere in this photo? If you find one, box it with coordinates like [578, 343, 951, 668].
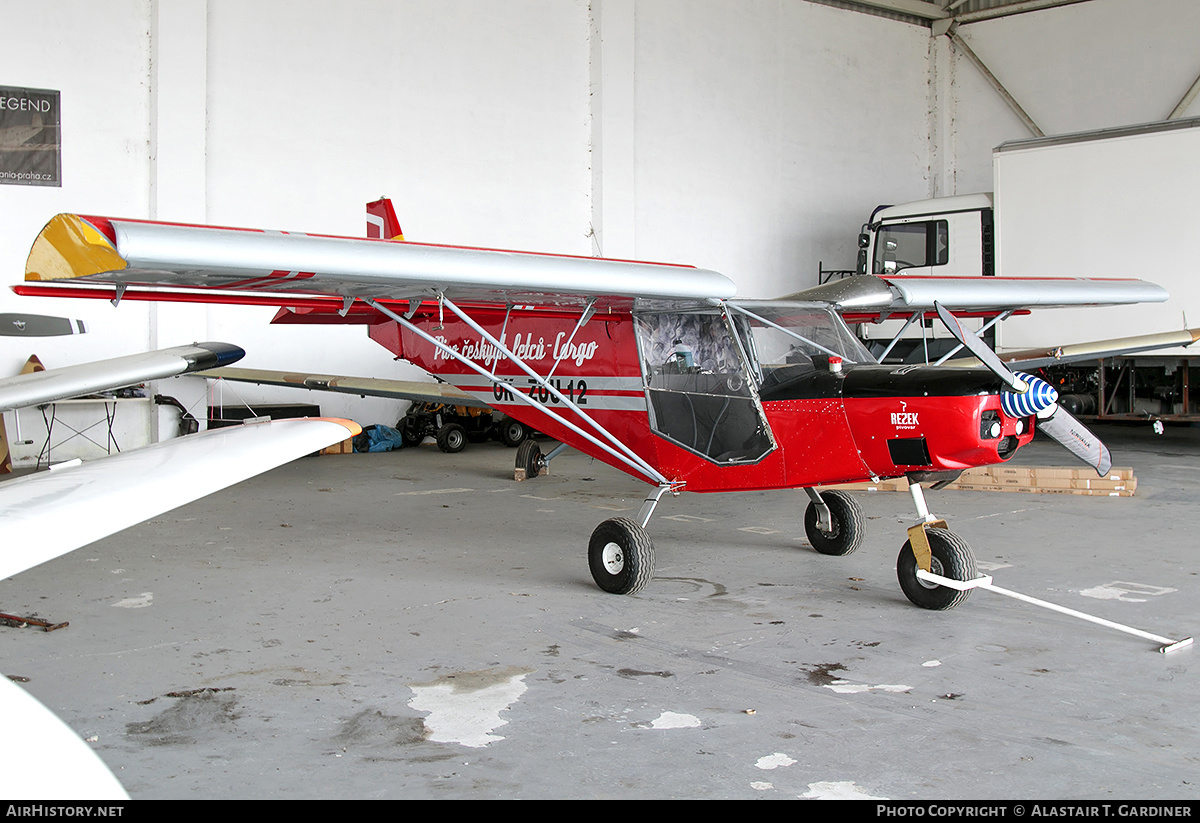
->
[0, 86, 61, 187]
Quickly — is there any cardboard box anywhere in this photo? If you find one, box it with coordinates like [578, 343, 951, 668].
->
[321, 438, 355, 455]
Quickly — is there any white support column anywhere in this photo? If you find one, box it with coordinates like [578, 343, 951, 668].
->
[148, 0, 210, 438]
[926, 33, 957, 198]
[589, 0, 638, 260]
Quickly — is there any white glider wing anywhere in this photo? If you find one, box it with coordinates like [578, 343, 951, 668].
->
[0, 674, 129, 800]
[0, 342, 245, 412]
[0, 417, 359, 581]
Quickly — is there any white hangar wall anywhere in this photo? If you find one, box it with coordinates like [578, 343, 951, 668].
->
[1, 0, 1197, 458]
[608, 0, 930, 300]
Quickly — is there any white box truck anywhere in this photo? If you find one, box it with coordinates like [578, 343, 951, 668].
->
[855, 117, 1200, 419]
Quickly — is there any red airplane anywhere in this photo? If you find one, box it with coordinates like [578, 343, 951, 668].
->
[18, 202, 1170, 610]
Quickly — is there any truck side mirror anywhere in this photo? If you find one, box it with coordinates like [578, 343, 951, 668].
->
[858, 232, 870, 249]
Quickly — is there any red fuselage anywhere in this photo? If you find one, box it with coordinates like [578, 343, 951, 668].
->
[363, 305, 1034, 492]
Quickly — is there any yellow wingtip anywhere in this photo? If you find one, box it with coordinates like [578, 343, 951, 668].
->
[25, 214, 128, 282]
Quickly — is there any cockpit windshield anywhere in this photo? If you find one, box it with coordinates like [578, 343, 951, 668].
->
[727, 301, 875, 387]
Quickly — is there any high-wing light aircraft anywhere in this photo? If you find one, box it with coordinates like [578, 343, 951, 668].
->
[16, 203, 1174, 610]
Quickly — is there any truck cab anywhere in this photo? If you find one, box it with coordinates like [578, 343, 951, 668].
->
[856, 193, 994, 361]
[859, 193, 993, 279]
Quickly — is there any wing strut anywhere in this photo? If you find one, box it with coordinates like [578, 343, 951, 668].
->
[876, 311, 924, 363]
[361, 297, 671, 487]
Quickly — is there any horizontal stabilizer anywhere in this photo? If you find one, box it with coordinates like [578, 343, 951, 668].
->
[197, 366, 491, 409]
[0, 342, 244, 412]
[0, 417, 360, 580]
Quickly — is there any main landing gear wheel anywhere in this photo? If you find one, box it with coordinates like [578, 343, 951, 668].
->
[803, 490, 865, 556]
[436, 422, 466, 453]
[515, 439, 544, 479]
[588, 517, 654, 595]
[896, 527, 977, 611]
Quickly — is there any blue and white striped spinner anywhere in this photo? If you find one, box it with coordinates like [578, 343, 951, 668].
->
[1001, 372, 1059, 418]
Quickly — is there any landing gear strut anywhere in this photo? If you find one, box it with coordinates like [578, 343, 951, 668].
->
[587, 484, 675, 595]
[896, 481, 978, 610]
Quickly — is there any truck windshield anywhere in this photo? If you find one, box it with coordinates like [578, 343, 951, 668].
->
[873, 220, 948, 273]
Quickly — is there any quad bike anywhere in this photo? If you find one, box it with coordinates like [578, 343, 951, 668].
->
[397, 402, 531, 453]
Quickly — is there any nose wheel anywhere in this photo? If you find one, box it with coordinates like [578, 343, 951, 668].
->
[897, 526, 977, 610]
[897, 482, 978, 610]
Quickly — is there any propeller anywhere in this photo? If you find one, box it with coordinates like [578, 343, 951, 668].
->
[934, 302, 1112, 476]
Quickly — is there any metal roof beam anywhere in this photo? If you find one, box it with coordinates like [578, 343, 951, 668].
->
[952, 0, 1093, 25]
[941, 25, 1045, 137]
[1168, 70, 1200, 120]
[839, 0, 949, 20]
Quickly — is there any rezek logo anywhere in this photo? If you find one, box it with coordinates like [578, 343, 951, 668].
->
[891, 401, 919, 429]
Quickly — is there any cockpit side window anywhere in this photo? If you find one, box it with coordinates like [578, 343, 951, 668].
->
[634, 310, 774, 465]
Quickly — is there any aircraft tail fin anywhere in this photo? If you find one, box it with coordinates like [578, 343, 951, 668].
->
[366, 198, 404, 241]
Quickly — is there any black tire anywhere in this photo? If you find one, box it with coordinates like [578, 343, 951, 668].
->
[896, 527, 977, 611]
[588, 517, 654, 595]
[499, 416, 528, 447]
[803, 490, 865, 556]
[398, 417, 426, 447]
[436, 423, 467, 453]
[515, 438, 543, 478]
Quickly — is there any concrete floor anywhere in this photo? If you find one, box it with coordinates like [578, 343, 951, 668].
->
[1, 423, 1198, 800]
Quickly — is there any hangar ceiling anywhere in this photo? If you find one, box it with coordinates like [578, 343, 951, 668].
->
[812, 0, 1200, 137]
[814, 0, 1097, 27]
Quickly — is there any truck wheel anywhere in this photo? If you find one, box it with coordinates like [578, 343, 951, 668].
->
[588, 518, 654, 595]
[436, 423, 467, 453]
[896, 528, 977, 610]
[803, 490, 865, 556]
[499, 417, 528, 447]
